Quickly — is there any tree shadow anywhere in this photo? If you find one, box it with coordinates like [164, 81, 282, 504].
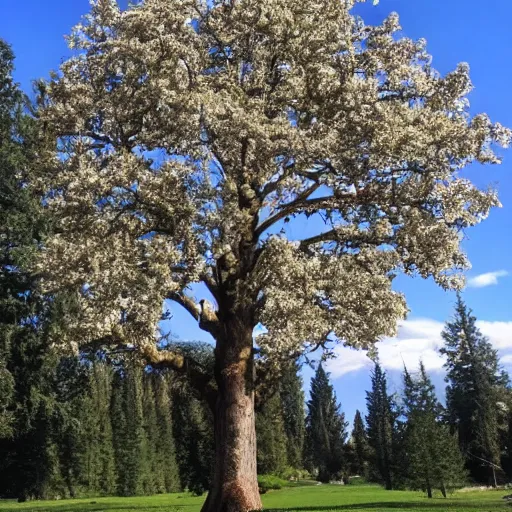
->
[264, 501, 500, 511]
[0, 504, 193, 512]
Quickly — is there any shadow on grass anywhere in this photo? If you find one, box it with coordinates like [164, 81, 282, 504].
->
[0, 504, 195, 512]
[265, 501, 501, 511]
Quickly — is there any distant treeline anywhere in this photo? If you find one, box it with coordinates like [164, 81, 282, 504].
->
[4, 292, 512, 501]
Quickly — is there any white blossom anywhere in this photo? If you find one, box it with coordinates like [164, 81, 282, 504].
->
[35, 0, 510, 363]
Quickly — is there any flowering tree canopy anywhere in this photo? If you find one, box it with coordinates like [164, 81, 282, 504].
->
[38, 0, 509, 360]
[34, 1, 510, 509]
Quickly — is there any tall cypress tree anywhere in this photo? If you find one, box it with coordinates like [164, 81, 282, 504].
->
[280, 362, 305, 469]
[140, 374, 158, 495]
[402, 363, 466, 497]
[110, 364, 146, 497]
[350, 410, 371, 478]
[111, 371, 129, 496]
[256, 392, 288, 475]
[76, 361, 116, 496]
[153, 374, 180, 493]
[305, 364, 348, 483]
[366, 362, 395, 490]
[172, 378, 213, 495]
[121, 363, 144, 496]
[441, 294, 508, 484]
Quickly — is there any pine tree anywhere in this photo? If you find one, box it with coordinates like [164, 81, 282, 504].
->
[350, 410, 371, 479]
[305, 364, 348, 483]
[280, 362, 305, 469]
[256, 392, 288, 475]
[441, 294, 508, 484]
[402, 363, 466, 497]
[366, 362, 395, 490]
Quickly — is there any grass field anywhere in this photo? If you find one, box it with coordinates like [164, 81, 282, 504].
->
[0, 484, 508, 512]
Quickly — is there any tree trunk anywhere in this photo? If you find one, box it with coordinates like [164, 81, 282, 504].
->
[201, 319, 262, 512]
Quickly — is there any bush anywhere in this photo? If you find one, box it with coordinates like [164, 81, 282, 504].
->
[258, 475, 289, 494]
[280, 466, 311, 481]
[346, 475, 372, 486]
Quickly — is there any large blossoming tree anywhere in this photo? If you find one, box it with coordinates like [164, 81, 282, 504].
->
[36, 0, 510, 510]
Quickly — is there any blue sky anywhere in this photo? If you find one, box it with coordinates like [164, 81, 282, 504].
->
[2, 0, 511, 425]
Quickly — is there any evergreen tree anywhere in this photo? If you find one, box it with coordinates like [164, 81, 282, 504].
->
[120, 363, 144, 496]
[256, 392, 288, 475]
[172, 378, 213, 495]
[305, 364, 348, 483]
[75, 361, 116, 496]
[350, 410, 371, 478]
[441, 294, 508, 484]
[500, 395, 512, 481]
[54, 356, 89, 498]
[280, 363, 305, 469]
[402, 363, 466, 498]
[366, 362, 395, 490]
[0, 39, 61, 500]
[140, 374, 159, 495]
[153, 374, 180, 493]
[111, 371, 129, 496]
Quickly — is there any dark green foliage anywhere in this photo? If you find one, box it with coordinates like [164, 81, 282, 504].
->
[366, 363, 395, 490]
[280, 362, 305, 469]
[111, 363, 144, 496]
[305, 365, 348, 483]
[0, 39, 62, 500]
[172, 377, 213, 495]
[139, 372, 180, 495]
[256, 392, 288, 476]
[441, 294, 508, 484]
[349, 410, 371, 479]
[152, 375, 181, 493]
[402, 363, 467, 497]
[78, 362, 117, 496]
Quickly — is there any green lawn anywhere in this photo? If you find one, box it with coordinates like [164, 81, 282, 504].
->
[0, 484, 508, 512]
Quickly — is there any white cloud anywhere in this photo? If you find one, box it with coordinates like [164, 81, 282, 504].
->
[476, 321, 512, 350]
[325, 348, 372, 377]
[467, 270, 509, 288]
[500, 354, 512, 365]
[326, 318, 512, 379]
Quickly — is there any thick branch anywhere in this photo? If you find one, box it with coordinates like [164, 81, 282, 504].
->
[80, 335, 217, 407]
[140, 343, 217, 410]
[170, 292, 201, 322]
[169, 292, 221, 337]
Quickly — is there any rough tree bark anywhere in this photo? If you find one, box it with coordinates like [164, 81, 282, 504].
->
[201, 315, 262, 512]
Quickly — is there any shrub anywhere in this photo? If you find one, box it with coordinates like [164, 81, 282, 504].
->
[258, 475, 289, 494]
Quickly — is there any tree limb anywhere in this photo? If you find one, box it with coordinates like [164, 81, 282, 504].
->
[169, 292, 221, 338]
[255, 182, 322, 237]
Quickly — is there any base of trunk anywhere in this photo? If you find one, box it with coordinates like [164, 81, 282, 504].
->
[202, 479, 261, 512]
[202, 322, 262, 512]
